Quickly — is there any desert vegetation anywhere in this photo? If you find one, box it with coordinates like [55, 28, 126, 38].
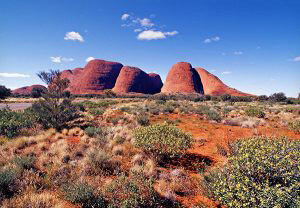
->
[0, 82, 300, 207]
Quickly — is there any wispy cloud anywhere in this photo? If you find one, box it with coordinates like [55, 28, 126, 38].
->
[0, 73, 30, 78]
[134, 29, 142, 33]
[86, 56, 95, 62]
[203, 36, 220, 43]
[137, 30, 178, 40]
[221, 71, 232, 75]
[292, 56, 300, 62]
[64, 31, 84, 42]
[234, 51, 243, 55]
[50, 56, 74, 63]
[121, 13, 130, 20]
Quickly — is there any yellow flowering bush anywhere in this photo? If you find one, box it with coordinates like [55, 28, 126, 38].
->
[201, 137, 300, 207]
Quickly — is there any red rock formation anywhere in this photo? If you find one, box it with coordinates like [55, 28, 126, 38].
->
[61, 59, 123, 94]
[113, 66, 163, 94]
[147, 73, 163, 94]
[161, 62, 204, 94]
[195, 67, 253, 96]
[12, 85, 47, 95]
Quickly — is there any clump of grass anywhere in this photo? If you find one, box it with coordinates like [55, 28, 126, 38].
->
[103, 173, 160, 208]
[1, 191, 65, 208]
[201, 137, 300, 208]
[85, 149, 120, 175]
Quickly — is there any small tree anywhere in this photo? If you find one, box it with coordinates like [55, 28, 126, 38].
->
[0, 85, 11, 99]
[32, 70, 79, 129]
[269, 92, 287, 102]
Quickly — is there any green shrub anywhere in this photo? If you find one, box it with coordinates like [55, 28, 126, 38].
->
[89, 108, 105, 116]
[133, 124, 192, 158]
[0, 108, 34, 138]
[245, 106, 265, 118]
[220, 94, 232, 102]
[257, 95, 268, 102]
[201, 137, 300, 208]
[137, 115, 150, 126]
[0, 85, 11, 99]
[195, 106, 221, 121]
[84, 126, 104, 137]
[62, 182, 106, 208]
[13, 155, 36, 170]
[0, 168, 20, 198]
[288, 120, 300, 133]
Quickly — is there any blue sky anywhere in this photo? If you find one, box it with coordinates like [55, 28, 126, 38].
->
[0, 0, 299, 97]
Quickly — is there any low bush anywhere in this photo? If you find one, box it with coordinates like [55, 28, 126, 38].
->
[257, 95, 269, 102]
[288, 120, 300, 133]
[0, 168, 20, 199]
[201, 137, 300, 207]
[84, 126, 104, 137]
[89, 108, 105, 116]
[245, 106, 265, 118]
[195, 106, 221, 122]
[137, 115, 150, 126]
[0, 108, 34, 138]
[62, 182, 106, 208]
[13, 155, 36, 170]
[133, 124, 192, 158]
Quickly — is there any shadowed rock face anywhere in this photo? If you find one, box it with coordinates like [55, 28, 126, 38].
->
[12, 85, 47, 95]
[113, 66, 163, 94]
[195, 67, 253, 96]
[61, 59, 123, 94]
[147, 73, 163, 94]
[161, 62, 204, 94]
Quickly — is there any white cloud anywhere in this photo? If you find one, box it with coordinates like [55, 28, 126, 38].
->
[221, 71, 232, 75]
[134, 28, 142, 33]
[50, 56, 74, 63]
[164, 31, 178, 36]
[137, 30, 178, 40]
[203, 36, 220, 43]
[121, 13, 130, 20]
[138, 30, 165, 40]
[234, 51, 243, 55]
[64, 31, 84, 42]
[0, 73, 30, 78]
[86, 56, 95, 62]
[293, 56, 300, 62]
[138, 18, 154, 27]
